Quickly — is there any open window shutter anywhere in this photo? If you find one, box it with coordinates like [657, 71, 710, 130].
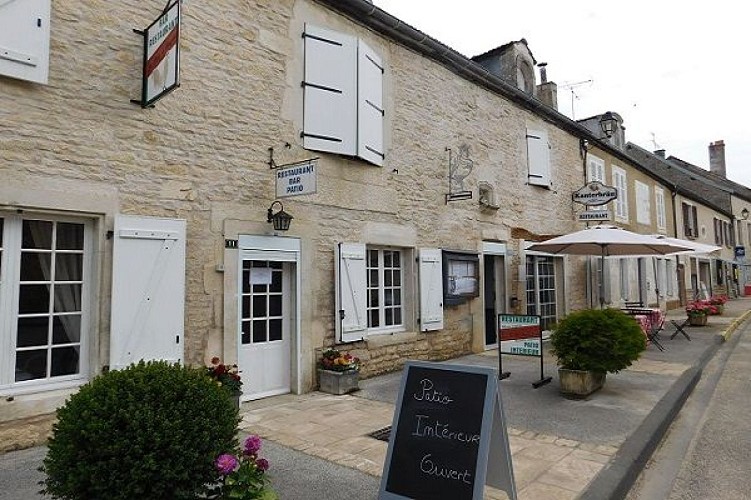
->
[303, 24, 356, 156]
[419, 248, 443, 331]
[0, 0, 51, 84]
[526, 129, 551, 187]
[691, 205, 698, 237]
[357, 40, 384, 166]
[110, 215, 186, 369]
[335, 243, 367, 342]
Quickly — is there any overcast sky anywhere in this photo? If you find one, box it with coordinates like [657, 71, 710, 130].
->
[375, 1, 751, 187]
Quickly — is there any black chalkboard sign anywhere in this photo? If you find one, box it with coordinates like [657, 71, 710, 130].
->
[378, 361, 516, 500]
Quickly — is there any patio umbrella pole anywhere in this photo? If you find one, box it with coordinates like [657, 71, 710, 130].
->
[600, 245, 605, 309]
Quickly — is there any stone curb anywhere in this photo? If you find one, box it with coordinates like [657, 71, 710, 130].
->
[579, 312, 750, 500]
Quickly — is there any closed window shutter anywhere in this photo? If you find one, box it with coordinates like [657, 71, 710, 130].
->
[419, 248, 443, 332]
[303, 24, 357, 156]
[691, 206, 698, 237]
[357, 40, 384, 166]
[0, 0, 51, 84]
[682, 203, 691, 236]
[335, 243, 367, 342]
[110, 215, 186, 369]
[526, 129, 551, 187]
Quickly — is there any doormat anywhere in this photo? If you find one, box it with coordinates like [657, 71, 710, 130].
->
[368, 425, 392, 442]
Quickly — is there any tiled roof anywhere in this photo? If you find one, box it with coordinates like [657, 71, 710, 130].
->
[666, 155, 751, 203]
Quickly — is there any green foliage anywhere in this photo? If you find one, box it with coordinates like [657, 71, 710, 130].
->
[41, 360, 240, 500]
[550, 308, 646, 373]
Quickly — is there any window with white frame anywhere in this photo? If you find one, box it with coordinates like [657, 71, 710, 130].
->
[587, 155, 606, 211]
[0, 213, 92, 390]
[682, 202, 698, 238]
[366, 248, 403, 330]
[619, 258, 630, 300]
[612, 166, 628, 221]
[635, 181, 651, 225]
[655, 187, 666, 231]
[302, 24, 384, 166]
[525, 255, 559, 330]
[526, 128, 551, 188]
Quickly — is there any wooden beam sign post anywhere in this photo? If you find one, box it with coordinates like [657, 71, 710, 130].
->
[378, 361, 517, 500]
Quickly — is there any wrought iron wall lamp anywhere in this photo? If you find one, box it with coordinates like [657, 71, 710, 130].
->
[267, 201, 293, 231]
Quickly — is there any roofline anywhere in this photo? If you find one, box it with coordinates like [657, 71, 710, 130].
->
[667, 155, 751, 203]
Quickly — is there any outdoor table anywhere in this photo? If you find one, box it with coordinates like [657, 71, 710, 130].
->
[621, 308, 665, 351]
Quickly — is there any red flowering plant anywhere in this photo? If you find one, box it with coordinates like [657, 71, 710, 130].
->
[207, 357, 242, 393]
[709, 295, 728, 305]
[211, 434, 277, 500]
[685, 300, 717, 318]
[319, 348, 360, 373]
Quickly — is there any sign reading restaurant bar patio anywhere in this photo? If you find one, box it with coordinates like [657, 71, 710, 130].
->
[275, 160, 317, 198]
[134, 1, 181, 107]
[572, 181, 617, 206]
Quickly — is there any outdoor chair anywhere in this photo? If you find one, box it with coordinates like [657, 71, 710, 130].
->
[669, 318, 692, 341]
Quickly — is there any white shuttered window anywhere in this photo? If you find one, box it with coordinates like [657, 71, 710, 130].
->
[303, 25, 384, 166]
[635, 181, 651, 225]
[613, 167, 628, 221]
[0, 0, 51, 84]
[526, 129, 551, 187]
[655, 188, 666, 230]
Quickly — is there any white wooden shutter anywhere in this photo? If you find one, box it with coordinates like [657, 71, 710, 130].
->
[526, 129, 551, 187]
[419, 248, 443, 332]
[335, 243, 367, 342]
[303, 24, 357, 157]
[357, 40, 384, 166]
[636, 181, 651, 224]
[110, 215, 186, 369]
[0, 0, 51, 84]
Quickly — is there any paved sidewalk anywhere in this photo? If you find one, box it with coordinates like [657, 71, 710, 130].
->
[238, 298, 751, 500]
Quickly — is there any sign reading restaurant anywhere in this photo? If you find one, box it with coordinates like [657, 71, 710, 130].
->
[275, 160, 317, 198]
[572, 181, 617, 206]
[134, 1, 181, 107]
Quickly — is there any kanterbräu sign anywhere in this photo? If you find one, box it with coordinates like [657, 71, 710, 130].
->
[135, 1, 180, 107]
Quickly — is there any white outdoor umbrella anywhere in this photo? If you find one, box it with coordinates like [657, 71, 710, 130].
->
[526, 225, 692, 307]
[651, 235, 721, 256]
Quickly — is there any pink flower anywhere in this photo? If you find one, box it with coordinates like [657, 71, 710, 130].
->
[255, 457, 270, 472]
[243, 435, 262, 456]
[215, 454, 239, 475]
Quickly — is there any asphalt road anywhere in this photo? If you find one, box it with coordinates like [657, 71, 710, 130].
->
[628, 322, 751, 499]
[0, 440, 381, 500]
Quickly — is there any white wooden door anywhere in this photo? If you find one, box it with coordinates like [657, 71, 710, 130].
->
[239, 259, 291, 400]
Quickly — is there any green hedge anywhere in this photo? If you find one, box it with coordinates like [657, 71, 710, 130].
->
[41, 360, 239, 500]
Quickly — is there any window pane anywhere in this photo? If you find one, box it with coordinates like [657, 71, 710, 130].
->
[392, 251, 400, 267]
[368, 250, 378, 267]
[369, 289, 379, 307]
[269, 319, 282, 341]
[252, 320, 267, 343]
[241, 321, 251, 344]
[57, 223, 84, 250]
[51, 346, 79, 376]
[269, 295, 282, 316]
[269, 261, 282, 269]
[270, 270, 282, 293]
[53, 284, 81, 313]
[384, 270, 392, 286]
[252, 295, 266, 318]
[385, 308, 393, 325]
[20, 253, 51, 282]
[19, 284, 50, 314]
[369, 309, 379, 328]
[252, 283, 267, 293]
[385, 289, 393, 306]
[368, 270, 378, 287]
[393, 271, 401, 286]
[394, 308, 402, 325]
[242, 270, 250, 294]
[15, 350, 47, 381]
[55, 254, 83, 281]
[242, 296, 251, 318]
[53, 315, 81, 344]
[22, 220, 53, 249]
[393, 289, 402, 306]
[17, 317, 49, 347]
[384, 251, 392, 267]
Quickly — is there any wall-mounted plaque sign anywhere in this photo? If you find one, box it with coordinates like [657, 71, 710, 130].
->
[275, 160, 317, 198]
[133, 1, 180, 107]
[572, 181, 617, 206]
[578, 210, 611, 221]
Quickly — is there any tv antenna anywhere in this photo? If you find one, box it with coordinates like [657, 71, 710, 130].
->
[560, 79, 593, 119]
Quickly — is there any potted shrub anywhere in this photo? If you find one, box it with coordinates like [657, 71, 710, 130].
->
[317, 348, 360, 395]
[708, 295, 728, 315]
[207, 357, 243, 408]
[550, 308, 646, 398]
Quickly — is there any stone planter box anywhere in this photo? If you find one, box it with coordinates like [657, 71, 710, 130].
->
[688, 314, 708, 326]
[558, 368, 605, 398]
[318, 369, 359, 395]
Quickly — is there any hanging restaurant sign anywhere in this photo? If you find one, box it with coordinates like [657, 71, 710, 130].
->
[572, 181, 617, 206]
[133, 1, 181, 107]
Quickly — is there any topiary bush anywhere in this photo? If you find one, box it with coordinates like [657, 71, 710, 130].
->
[41, 360, 240, 500]
[550, 308, 646, 373]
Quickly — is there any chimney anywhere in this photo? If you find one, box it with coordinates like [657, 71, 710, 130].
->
[654, 149, 665, 158]
[536, 62, 558, 110]
[709, 140, 726, 177]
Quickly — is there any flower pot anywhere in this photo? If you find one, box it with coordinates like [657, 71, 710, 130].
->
[558, 368, 606, 398]
[688, 314, 708, 326]
[318, 369, 359, 395]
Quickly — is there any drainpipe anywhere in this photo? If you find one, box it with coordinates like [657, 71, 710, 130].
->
[670, 184, 685, 306]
